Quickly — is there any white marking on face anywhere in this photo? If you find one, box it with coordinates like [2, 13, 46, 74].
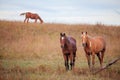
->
[61, 37, 64, 40]
[83, 35, 86, 39]
[90, 41, 91, 47]
[83, 32, 86, 35]
[82, 35, 86, 43]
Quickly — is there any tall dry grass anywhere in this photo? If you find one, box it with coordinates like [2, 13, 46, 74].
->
[0, 20, 120, 80]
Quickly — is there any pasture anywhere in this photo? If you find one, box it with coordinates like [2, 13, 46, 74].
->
[0, 20, 120, 80]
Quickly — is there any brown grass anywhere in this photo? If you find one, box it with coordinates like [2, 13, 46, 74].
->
[0, 20, 120, 80]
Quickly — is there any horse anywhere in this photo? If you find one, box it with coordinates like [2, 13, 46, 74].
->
[81, 32, 106, 71]
[20, 12, 43, 24]
[60, 33, 77, 71]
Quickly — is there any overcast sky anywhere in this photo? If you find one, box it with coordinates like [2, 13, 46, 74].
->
[0, 0, 120, 25]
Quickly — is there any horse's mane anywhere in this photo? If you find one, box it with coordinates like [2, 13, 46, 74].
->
[87, 35, 92, 40]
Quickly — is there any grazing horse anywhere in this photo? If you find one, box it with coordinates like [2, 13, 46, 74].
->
[20, 12, 43, 23]
[60, 33, 77, 71]
[81, 32, 106, 71]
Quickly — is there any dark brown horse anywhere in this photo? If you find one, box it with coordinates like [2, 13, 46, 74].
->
[60, 33, 77, 71]
[20, 12, 43, 23]
[81, 32, 106, 71]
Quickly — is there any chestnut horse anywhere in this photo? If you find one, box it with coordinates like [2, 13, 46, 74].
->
[81, 32, 106, 71]
[20, 12, 43, 23]
[60, 33, 77, 71]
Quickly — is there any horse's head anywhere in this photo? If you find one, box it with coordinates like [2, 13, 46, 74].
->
[41, 20, 43, 24]
[60, 33, 67, 49]
[81, 32, 88, 47]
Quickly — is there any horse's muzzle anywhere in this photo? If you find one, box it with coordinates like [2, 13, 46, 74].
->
[61, 45, 65, 49]
[82, 43, 87, 47]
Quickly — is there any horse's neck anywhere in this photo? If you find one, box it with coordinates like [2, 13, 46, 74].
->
[65, 37, 70, 45]
[38, 16, 43, 22]
[87, 36, 92, 48]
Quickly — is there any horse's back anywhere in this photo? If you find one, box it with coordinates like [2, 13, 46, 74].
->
[68, 37, 77, 51]
[93, 36, 106, 52]
[25, 12, 39, 18]
[94, 36, 106, 45]
[26, 12, 32, 18]
[68, 37, 76, 45]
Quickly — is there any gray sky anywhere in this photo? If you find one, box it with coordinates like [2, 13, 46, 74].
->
[0, 0, 120, 25]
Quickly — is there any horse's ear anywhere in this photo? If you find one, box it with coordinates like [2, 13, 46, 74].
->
[60, 33, 62, 36]
[63, 33, 66, 36]
[81, 32, 83, 34]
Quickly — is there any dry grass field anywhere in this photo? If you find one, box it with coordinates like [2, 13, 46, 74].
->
[0, 20, 120, 80]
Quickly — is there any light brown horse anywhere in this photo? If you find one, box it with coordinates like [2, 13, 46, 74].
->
[81, 32, 106, 71]
[20, 12, 43, 23]
[60, 33, 77, 71]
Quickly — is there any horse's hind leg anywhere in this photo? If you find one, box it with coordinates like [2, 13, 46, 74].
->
[70, 52, 74, 70]
[24, 18, 27, 23]
[100, 49, 105, 68]
[97, 53, 102, 68]
[73, 52, 76, 66]
[92, 53, 95, 70]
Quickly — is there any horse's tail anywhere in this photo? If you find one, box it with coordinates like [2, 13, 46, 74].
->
[20, 13, 26, 16]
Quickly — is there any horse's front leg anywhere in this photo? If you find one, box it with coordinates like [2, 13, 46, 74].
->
[63, 54, 69, 71]
[92, 52, 95, 71]
[35, 19, 37, 23]
[86, 53, 91, 70]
